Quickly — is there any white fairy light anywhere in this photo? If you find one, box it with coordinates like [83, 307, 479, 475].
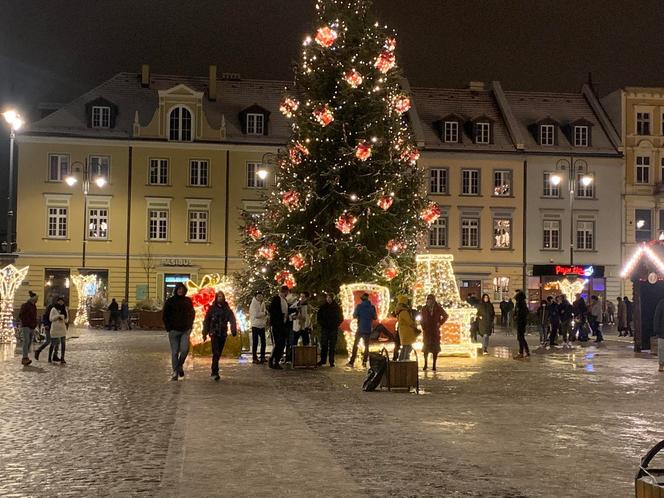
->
[0, 265, 29, 344]
[71, 273, 98, 327]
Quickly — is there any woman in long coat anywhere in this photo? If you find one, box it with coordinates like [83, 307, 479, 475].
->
[476, 293, 495, 355]
[420, 294, 448, 371]
[49, 296, 68, 364]
[617, 297, 626, 336]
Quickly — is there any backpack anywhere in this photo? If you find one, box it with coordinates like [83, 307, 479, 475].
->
[362, 349, 389, 392]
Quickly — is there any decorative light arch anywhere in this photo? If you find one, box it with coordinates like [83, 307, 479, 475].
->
[0, 265, 29, 343]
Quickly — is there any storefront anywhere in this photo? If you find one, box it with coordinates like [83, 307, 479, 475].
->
[528, 264, 606, 307]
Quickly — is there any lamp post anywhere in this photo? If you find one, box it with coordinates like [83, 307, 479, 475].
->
[65, 160, 107, 268]
[258, 152, 277, 183]
[2, 110, 24, 253]
[549, 158, 593, 266]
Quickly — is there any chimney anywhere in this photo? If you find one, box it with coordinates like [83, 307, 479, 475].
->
[141, 64, 150, 88]
[468, 81, 485, 91]
[208, 65, 217, 101]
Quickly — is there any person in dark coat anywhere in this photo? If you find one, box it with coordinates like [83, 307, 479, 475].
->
[348, 293, 377, 367]
[317, 293, 344, 367]
[547, 296, 560, 347]
[572, 294, 589, 342]
[624, 296, 634, 337]
[499, 298, 510, 327]
[557, 294, 574, 348]
[203, 291, 237, 381]
[268, 285, 290, 370]
[514, 291, 530, 358]
[162, 282, 195, 381]
[653, 298, 664, 372]
[107, 298, 120, 330]
[420, 294, 448, 370]
[18, 291, 39, 366]
[476, 293, 495, 355]
[120, 299, 131, 330]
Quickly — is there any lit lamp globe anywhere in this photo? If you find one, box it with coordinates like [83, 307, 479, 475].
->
[550, 174, 562, 186]
[94, 176, 107, 188]
[65, 175, 78, 187]
[3, 110, 23, 130]
[257, 168, 269, 181]
[581, 175, 593, 187]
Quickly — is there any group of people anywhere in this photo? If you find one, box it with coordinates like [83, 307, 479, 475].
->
[106, 298, 132, 331]
[18, 292, 69, 366]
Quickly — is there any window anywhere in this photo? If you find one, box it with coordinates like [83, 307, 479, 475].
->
[168, 106, 193, 141]
[576, 221, 594, 250]
[543, 172, 560, 198]
[574, 126, 589, 147]
[149, 159, 169, 185]
[661, 158, 664, 184]
[461, 169, 480, 195]
[636, 156, 651, 184]
[493, 170, 512, 196]
[461, 218, 479, 248]
[493, 277, 510, 302]
[47, 207, 68, 239]
[659, 210, 664, 240]
[246, 162, 266, 189]
[576, 173, 594, 198]
[635, 209, 653, 242]
[48, 154, 70, 181]
[88, 208, 108, 239]
[429, 217, 447, 247]
[188, 210, 208, 242]
[443, 121, 459, 143]
[493, 218, 511, 248]
[430, 168, 448, 194]
[636, 111, 651, 136]
[190, 160, 209, 187]
[475, 122, 490, 144]
[540, 124, 555, 146]
[89, 156, 110, 181]
[543, 220, 560, 249]
[91, 106, 111, 128]
[148, 210, 168, 241]
[246, 113, 265, 135]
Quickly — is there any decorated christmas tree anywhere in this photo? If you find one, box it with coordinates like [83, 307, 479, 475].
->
[239, 0, 437, 299]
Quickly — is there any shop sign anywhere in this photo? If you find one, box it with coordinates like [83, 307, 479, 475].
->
[555, 265, 593, 277]
[161, 258, 193, 267]
[532, 264, 604, 278]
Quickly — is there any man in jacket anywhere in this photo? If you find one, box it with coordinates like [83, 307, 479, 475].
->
[348, 293, 377, 367]
[107, 298, 120, 331]
[162, 283, 195, 381]
[653, 298, 664, 372]
[557, 294, 574, 348]
[572, 293, 589, 342]
[317, 293, 344, 367]
[268, 285, 290, 370]
[18, 291, 39, 366]
[589, 295, 604, 343]
[120, 299, 131, 330]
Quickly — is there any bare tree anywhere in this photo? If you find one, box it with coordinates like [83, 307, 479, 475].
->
[140, 243, 156, 301]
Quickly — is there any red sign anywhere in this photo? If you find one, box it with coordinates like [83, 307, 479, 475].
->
[555, 265, 586, 276]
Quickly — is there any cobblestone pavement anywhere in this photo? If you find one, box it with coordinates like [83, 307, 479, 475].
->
[1, 328, 662, 497]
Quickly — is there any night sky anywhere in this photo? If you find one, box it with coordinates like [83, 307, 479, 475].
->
[1, 0, 664, 235]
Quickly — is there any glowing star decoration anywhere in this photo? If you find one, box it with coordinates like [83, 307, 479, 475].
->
[185, 274, 240, 347]
[412, 254, 480, 358]
[377, 195, 394, 211]
[421, 203, 442, 225]
[315, 26, 338, 48]
[279, 97, 300, 118]
[257, 243, 277, 261]
[392, 95, 412, 114]
[282, 190, 300, 209]
[375, 50, 396, 74]
[335, 213, 358, 234]
[71, 273, 98, 327]
[313, 106, 334, 127]
[289, 142, 310, 165]
[275, 270, 296, 289]
[0, 265, 29, 344]
[400, 145, 420, 165]
[344, 69, 363, 88]
[245, 225, 262, 241]
[355, 142, 373, 161]
[289, 253, 306, 271]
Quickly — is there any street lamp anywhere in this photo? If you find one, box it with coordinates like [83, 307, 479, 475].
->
[3, 109, 24, 253]
[65, 160, 107, 268]
[549, 158, 593, 266]
[258, 152, 279, 182]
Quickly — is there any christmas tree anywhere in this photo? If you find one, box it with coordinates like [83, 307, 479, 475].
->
[239, 0, 437, 299]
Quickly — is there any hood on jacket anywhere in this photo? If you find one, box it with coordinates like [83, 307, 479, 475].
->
[173, 282, 187, 296]
[397, 295, 409, 305]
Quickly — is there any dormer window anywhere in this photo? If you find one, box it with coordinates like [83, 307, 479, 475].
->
[540, 124, 555, 146]
[443, 121, 459, 143]
[475, 122, 490, 144]
[91, 106, 111, 128]
[246, 113, 265, 135]
[574, 125, 589, 147]
[168, 106, 193, 141]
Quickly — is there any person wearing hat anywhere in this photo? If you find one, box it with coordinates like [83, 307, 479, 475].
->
[396, 295, 419, 361]
[348, 292, 377, 367]
[18, 291, 39, 366]
[49, 296, 69, 364]
[162, 282, 195, 381]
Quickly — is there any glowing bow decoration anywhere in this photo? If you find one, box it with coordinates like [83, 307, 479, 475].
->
[185, 274, 238, 346]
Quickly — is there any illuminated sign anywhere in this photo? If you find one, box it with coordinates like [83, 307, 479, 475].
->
[554, 265, 594, 277]
[532, 265, 604, 278]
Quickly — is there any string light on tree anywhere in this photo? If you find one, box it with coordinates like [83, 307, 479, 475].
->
[374, 50, 396, 74]
[275, 270, 297, 289]
[355, 141, 373, 161]
[290, 253, 306, 271]
[257, 243, 277, 261]
[313, 106, 335, 127]
[315, 26, 338, 47]
[71, 273, 98, 327]
[289, 142, 310, 165]
[246, 225, 262, 241]
[392, 95, 412, 114]
[377, 195, 394, 211]
[344, 69, 364, 88]
[282, 190, 300, 209]
[0, 265, 29, 344]
[421, 203, 442, 224]
[335, 213, 358, 234]
[280, 97, 300, 118]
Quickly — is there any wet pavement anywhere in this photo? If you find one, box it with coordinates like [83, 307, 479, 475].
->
[0, 327, 662, 497]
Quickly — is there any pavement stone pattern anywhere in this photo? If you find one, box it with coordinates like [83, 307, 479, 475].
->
[1, 327, 662, 497]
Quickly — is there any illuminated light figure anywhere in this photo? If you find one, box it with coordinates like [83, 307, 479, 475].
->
[544, 279, 588, 299]
[279, 97, 300, 118]
[339, 283, 392, 355]
[377, 195, 393, 211]
[344, 69, 363, 88]
[313, 106, 334, 127]
[392, 95, 412, 114]
[314, 26, 338, 48]
[412, 254, 480, 358]
[374, 50, 396, 74]
[420, 203, 442, 225]
[71, 273, 98, 327]
[0, 265, 29, 344]
[355, 141, 372, 161]
[275, 270, 296, 289]
[335, 213, 358, 234]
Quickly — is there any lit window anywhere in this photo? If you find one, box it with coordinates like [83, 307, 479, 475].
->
[543, 220, 560, 249]
[576, 221, 594, 250]
[493, 170, 512, 196]
[246, 162, 266, 188]
[47, 207, 68, 239]
[635, 209, 652, 242]
[493, 277, 510, 302]
[88, 208, 108, 239]
[493, 218, 511, 248]
[91, 106, 111, 128]
[461, 169, 480, 195]
[149, 159, 169, 185]
[246, 113, 265, 135]
[475, 122, 490, 144]
[636, 111, 651, 136]
[190, 160, 209, 187]
[168, 106, 193, 141]
[540, 124, 555, 146]
[48, 154, 70, 182]
[574, 126, 589, 147]
[461, 218, 479, 248]
[429, 217, 447, 247]
[636, 156, 651, 184]
[430, 168, 448, 194]
[543, 172, 560, 197]
[188, 211, 208, 242]
[443, 121, 458, 143]
[89, 156, 110, 182]
[148, 210, 168, 241]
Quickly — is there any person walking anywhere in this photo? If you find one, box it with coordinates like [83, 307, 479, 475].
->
[617, 297, 627, 336]
[202, 291, 237, 381]
[420, 294, 448, 370]
[476, 293, 495, 356]
[499, 298, 510, 327]
[514, 291, 530, 358]
[537, 299, 549, 347]
[506, 298, 515, 332]
[547, 296, 560, 347]
[162, 283, 195, 381]
[317, 292, 344, 367]
[572, 293, 589, 342]
[624, 296, 634, 337]
[249, 291, 268, 364]
[35, 300, 56, 361]
[18, 291, 39, 366]
[292, 291, 312, 347]
[589, 295, 604, 343]
[606, 298, 616, 326]
[652, 298, 664, 372]
[268, 286, 290, 370]
[557, 294, 573, 348]
[348, 293, 377, 367]
[395, 295, 418, 361]
[107, 298, 120, 331]
[120, 299, 131, 330]
[48, 296, 69, 364]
